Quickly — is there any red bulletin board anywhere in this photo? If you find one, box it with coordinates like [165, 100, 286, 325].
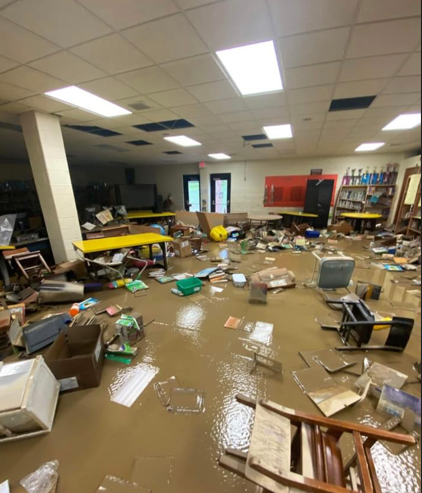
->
[264, 175, 338, 208]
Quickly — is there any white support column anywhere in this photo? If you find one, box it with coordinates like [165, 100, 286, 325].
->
[200, 166, 210, 212]
[20, 111, 82, 263]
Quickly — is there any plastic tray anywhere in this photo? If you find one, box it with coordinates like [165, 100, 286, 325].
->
[176, 278, 202, 296]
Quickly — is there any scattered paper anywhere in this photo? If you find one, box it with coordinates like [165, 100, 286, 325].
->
[224, 316, 242, 330]
[250, 322, 274, 345]
[96, 209, 113, 225]
[0, 481, 9, 493]
[82, 222, 96, 231]
[111, 366, 158, 408]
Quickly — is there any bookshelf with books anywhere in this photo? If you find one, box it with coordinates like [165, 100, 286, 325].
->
[395, 173, 421, 236]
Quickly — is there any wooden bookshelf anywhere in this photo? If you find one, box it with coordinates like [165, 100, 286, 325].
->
[395, 173, 421, 236]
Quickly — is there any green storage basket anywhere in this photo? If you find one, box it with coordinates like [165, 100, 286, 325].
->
[176, 278, 202, 296]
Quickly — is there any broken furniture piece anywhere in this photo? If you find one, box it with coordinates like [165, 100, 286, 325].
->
[9, 250, 51, 280]
[220, 394, 417, 493]
[308, 251, 355, 290]
[323, 298, 414, 352]
[252, 353, 282, 374]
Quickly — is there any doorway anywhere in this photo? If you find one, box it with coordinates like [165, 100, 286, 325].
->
[304, 179, 335, 228]
[210, 173, 231, 213]
[183, 175, 201, 212]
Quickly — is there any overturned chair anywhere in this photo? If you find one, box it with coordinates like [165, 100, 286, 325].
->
[220, 394, 417, 493]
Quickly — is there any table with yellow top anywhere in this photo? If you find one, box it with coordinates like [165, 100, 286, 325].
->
[278, 211, 319, 227]
[125, 211, 176, 225]
[341, 213, 383, 233]
[73, 233, 173, 270]
[0, 245, 15, 289]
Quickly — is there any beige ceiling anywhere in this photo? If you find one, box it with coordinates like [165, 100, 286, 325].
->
[0, 0, 420, 166]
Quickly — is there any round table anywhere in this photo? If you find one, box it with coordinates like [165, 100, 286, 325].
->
[278, 211, 319, 227]
[341, 213, 382, 233]
[248, 214, 282, 230]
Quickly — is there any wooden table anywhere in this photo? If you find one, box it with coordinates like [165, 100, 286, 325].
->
[341, 213, 383, 233]
[125, 211, 176, 226]
[73, 233, 173, 270]
[248, 214, 282, 230]
[278, 211, 319, 227]
[0, 245, 15, 289]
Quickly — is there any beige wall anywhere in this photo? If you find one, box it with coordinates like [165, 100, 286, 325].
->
[137, 153, 407, 214]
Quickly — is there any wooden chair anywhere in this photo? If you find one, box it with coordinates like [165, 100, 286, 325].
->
[220, 394, 418, 493]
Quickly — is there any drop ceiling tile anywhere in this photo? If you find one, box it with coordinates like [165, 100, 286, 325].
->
[21, 95, 71, 113]
[139, 109, 180, 122]
[243, 93, 287, 110]
[123, 14, 208, 64]
[363, 106, 406, 118]
[285, 62, 341, 89]
[268, 0, 358, 37]
[219, 111, 254, 123]
[347, 19, 421, 58]
[291, 118, 324, 130]
[372, 93, 421, 107]
[0, 55, 18, 74]
[161, 55, 225, 87]
[80, 77, 139, 100]
[186, 0, 273, 51]
[0, 101, 32, 114]
[111, 115, 151, 127]
[79, 0, 179, 30]
[324, 119, 357, 129]
[384, 76, 422, 94]
[205, 98, 248, 114]
[326, 109, 367, 120]
[117, 66, 179, 94]
[188, 115, 223, 126]
[173, 104, 213, 118]
[187, 80, 238, 102]
[287, 85, 334, 104]
[340, 54, 408, 82]
[334, 79, 389, 99]
[358, 116, 393, 128]
[251, 107, 290, 119]
[0, 18, 60, 63]
[0, 66, 65, 92]
[399, 54, 422, 76]
[87, 118, 129, 130]
[358, 0, 421, 22]
[229, 120, 261, 131]
[56, 109, 99, 122]
[256, 116, 291, 127]
[1, 0, 112, 48]
[279, 27, 350, 68]
[149, 88, 198, 107]
[174, 0, 221, 9]
[29, 51, 106, 84]
[71, 34, 153, 76]
[289, 101, 330, 116]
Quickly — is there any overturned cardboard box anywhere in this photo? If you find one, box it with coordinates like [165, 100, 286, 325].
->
[251, 267, 296, 290]
[171, 238, 192, 258]
[44, 325, 104, 393]
[328, 221, 353, 235]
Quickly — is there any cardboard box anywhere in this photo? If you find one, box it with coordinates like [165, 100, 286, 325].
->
[171, 239, 192, 258]
[328, 221, 353, 235]
[196, 212, 225, 236]
[53, 260, 88, 280]
[44, 325, 104, 393]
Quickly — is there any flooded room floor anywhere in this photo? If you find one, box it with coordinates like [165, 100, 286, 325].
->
[1, 239, 421, 492]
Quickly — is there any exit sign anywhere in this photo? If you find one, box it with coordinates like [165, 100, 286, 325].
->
[199, 162, 207, 169]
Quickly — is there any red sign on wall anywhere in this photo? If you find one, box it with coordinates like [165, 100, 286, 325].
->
[264, 175, 338, 208]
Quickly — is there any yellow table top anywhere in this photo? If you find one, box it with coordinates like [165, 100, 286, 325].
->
[341, 213, 382, 219]
[73, 233, 173, 254]
[0, 245, 15, 250]
[126, 211, 176, 220]
[279, 211, 319, 218]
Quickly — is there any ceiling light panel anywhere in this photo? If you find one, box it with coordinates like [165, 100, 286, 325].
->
[355, 143, 385, 152]
[383, 113, 422, 131]
[208, 153, 231, 160]
[216, 41, 283, 96]
[263, 124, 293, 140]
[45, 86, 132, 117]
[164, 136, 202, 147]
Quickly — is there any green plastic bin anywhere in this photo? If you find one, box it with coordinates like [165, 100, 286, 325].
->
[176, 278, 202, 296]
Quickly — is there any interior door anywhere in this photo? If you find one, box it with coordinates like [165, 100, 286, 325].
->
[183, 175, 201, 212]
[304, 179, 335, 228]
[210, 173, 231, 213]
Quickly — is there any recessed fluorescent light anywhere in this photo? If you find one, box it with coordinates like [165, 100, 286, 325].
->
[355, 143, 385, 152]
[164, 136, 202, 147]
[216, 41, 283, 96]
[383, 113, 421, 131]
[45, 86, 131, 118]
[263, 124, 293, 140]
[208, 153, 231, 160]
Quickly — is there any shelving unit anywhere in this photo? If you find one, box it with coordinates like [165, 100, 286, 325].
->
[333, 183, 396, 223]
[395, 174, 421, 236]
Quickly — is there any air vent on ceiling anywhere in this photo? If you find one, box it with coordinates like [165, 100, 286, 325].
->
[64, 125, 122, 137]
[164, 151, 183, 155]
[253, 143, 273, 148]
[133, 119, 195, 133]
[329, 96, 377, 112]
[128, 101, 152, 111]
[243, 134, 268, 141]
[127, 140, 152, 146]
[0, 122, 22, 133]
[96, 144, 129, 153]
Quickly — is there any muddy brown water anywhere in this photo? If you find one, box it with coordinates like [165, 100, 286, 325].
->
[1, 239, 421, 492]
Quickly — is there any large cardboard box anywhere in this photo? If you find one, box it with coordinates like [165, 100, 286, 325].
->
[171, 239, 192, 258]
[44, 325, 104, 393]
